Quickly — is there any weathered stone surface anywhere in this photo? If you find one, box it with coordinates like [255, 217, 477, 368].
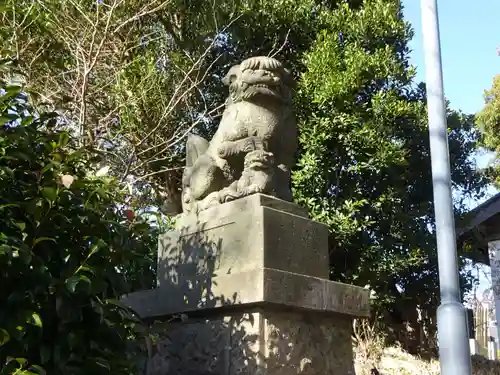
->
[180, 56, 297, 214]
[157, 194, 329, 287]
[124, 267, 370, 319]
[144, 309, 355, 375]
[176, 194, 308, 227]
[122, 194, 370, 375]
[123, 193, 369, 319]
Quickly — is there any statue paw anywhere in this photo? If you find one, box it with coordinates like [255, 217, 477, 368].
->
[241, 184, 265, 195]
[197, 191, 222, 212]
[243, 137, 267, 153]
[217, 136, 268, 158]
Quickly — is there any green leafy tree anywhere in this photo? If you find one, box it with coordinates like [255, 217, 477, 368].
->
[292, 0, 486, 336]
[476, 56, 500, 185]
[0, 0, 230, 213]
[0, 0, 489, 351]
[0, 0, 325, 212]
[0, 80, 157, 374]
[477, 73, 500, 144]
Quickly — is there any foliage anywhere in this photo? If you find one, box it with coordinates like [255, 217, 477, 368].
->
[365, 345, 500, 375]
[0, 0, 233, 213]
[0, 0, 489, 354]
[477, 73, 500, 149]
[353, 318, 386, 375]
[0, 82, 158, 374]
[0, 0, 335, 213]
[292, 0, 487, 323]
[476, 63, 500, 186]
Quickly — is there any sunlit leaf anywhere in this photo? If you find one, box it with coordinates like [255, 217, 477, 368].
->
[65, 274, 91, 293]
[41, 187, 57, 203]
[58, 132, 70, 147]
[0, 328, 10, 345]
[14, 221, 26, 231]
[28, 312, 43, 328]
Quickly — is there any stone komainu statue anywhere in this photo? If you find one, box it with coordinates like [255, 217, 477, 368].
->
[181, 56, 297, 213]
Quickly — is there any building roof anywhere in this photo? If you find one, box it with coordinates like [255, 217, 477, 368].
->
[457, 192, 500, 265]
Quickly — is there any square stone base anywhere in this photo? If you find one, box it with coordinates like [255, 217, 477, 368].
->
[157, 194, 330, 287]
[125, 267, 370, 318]
[145, 308, 355, 375]
[124, 195, 370, 375]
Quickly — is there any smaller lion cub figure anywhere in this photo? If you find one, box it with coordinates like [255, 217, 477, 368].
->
[181, 56, 297, 214]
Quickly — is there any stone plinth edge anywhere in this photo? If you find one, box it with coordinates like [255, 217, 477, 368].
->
[123, 267, 370, 320]
[158, 194, 330, 285]
[174, 194, 308, 229]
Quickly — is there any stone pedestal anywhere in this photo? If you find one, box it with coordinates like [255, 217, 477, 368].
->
[489, 240, 500, 349]
[123, 194, 370, 375]
[469, 338, 479, 355]
[488, 340, 498, 360]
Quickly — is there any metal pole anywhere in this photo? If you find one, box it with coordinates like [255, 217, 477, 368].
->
[420, 0, 472, 374]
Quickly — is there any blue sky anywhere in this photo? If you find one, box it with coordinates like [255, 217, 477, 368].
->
[403, 0, 499, 115]
[402, 0, 500, 297]
[403, 0, 500, 178]
[403, 0, 500, 201]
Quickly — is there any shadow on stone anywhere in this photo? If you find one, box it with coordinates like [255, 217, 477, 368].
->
[123, 194, 370, 375]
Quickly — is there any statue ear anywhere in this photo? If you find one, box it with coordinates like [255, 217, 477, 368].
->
[222, 65, 240, 86]
[185, 133, 209, 167]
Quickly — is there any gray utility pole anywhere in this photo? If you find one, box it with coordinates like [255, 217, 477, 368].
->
[420, 0, 473, 374]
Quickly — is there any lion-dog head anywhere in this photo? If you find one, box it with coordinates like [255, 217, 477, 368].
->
[222, 56, 294, 105]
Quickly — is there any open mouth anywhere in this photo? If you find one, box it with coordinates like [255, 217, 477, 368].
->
[247, 85, 281, 99]
[246, 158, 273, 169]
[257, 86, 278, 95]
[247, 159, 265, 166]
[242, 79, 277, 87]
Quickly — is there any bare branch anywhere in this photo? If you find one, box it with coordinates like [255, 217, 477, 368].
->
[1, 0, 248, 208]
[134, 166, 184, 183]
[135, 102, 224, 163]
[67, 0, 95, 27]
[268, 29, 291, 58]
[113, 0, 171, 33]
[78, 0, 121, 142]
[135, 14, 243, 147]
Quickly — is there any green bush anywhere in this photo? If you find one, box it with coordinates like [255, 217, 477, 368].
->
[0, 83, 157, 374]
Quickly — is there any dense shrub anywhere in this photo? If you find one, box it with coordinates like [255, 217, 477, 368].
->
[0, 83, 157, 374]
